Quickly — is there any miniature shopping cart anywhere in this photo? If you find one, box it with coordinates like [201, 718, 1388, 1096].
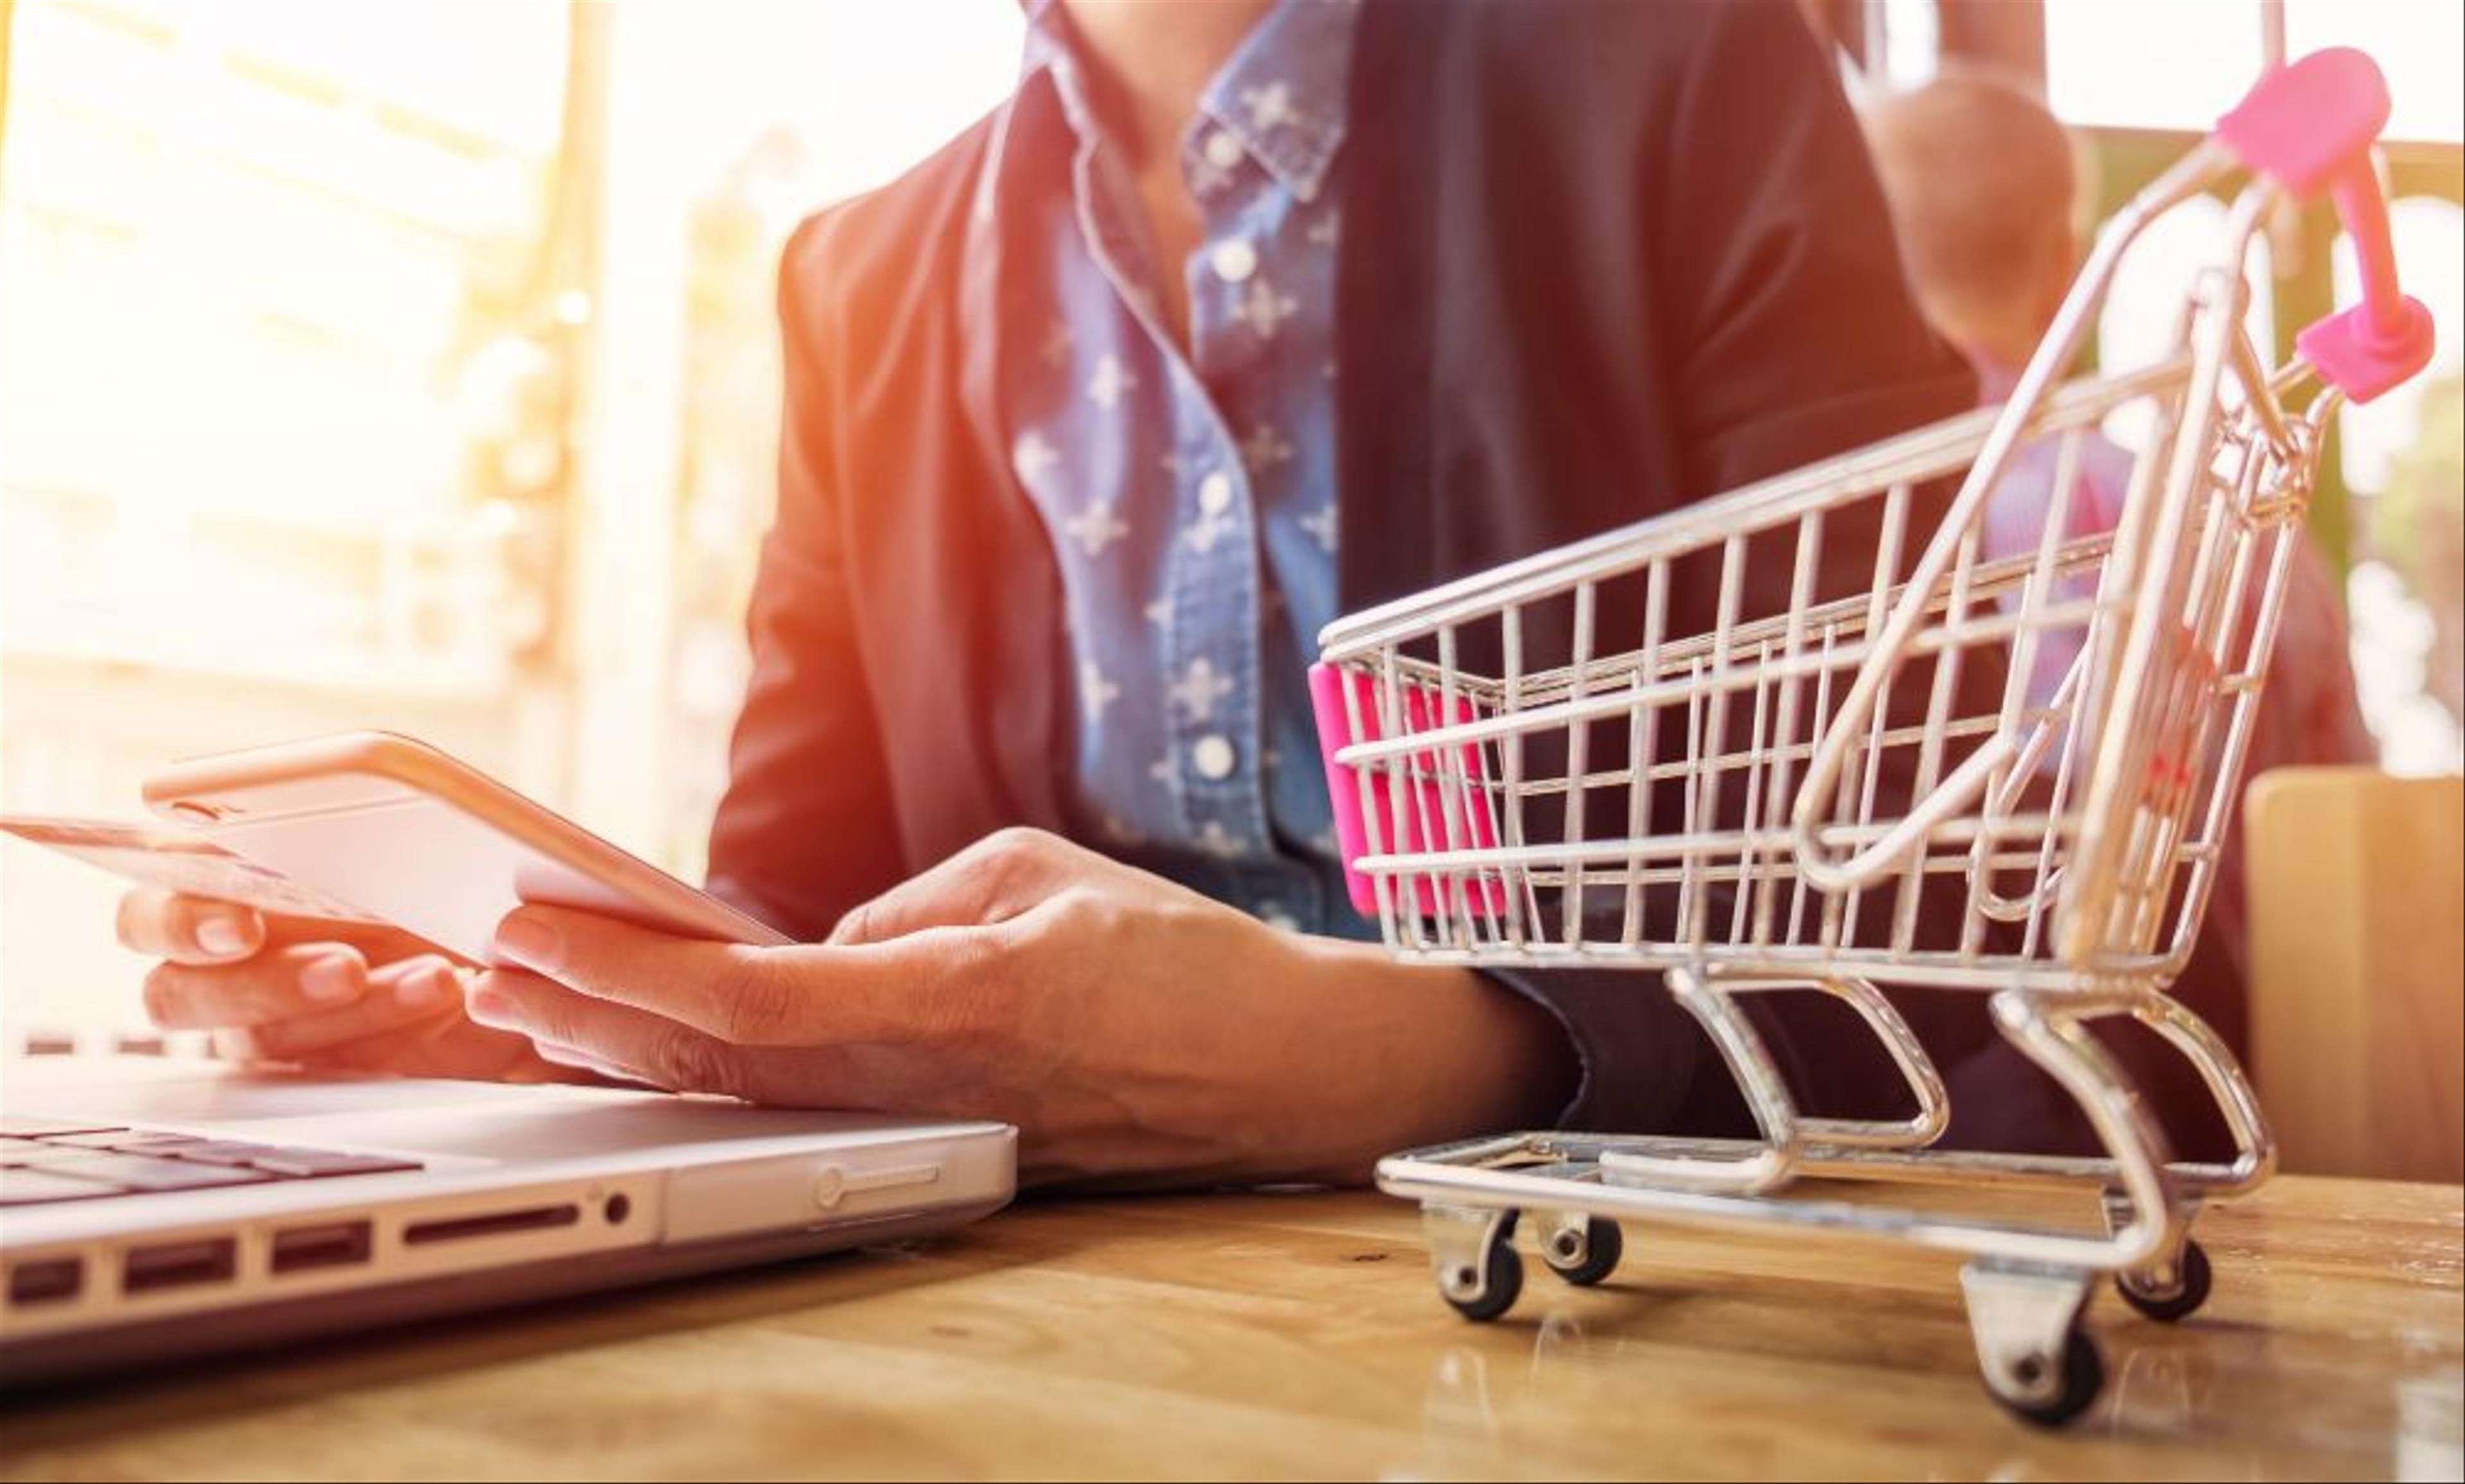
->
[1308, 50, 2435, 1427]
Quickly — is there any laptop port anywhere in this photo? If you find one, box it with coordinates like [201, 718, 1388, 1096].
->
[270, 1220, 373, 1274]
[7, 1257, 83, 1305]
[402, 1204, 578, 1245]
[123, 1238, 237, 1294]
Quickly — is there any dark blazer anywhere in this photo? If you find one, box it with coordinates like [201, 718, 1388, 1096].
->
[704, 0, 2240, 1147]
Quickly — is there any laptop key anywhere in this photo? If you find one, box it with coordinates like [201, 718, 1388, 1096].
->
[0, 1116, 123, 1139]
[0, 1137, 99, 1166]
[160, 1141, 288, 1168]
[248, 1148, 423, 1179]
[0, 1168, 123, 1205]
[39, 1153, 273, 1192]
[100, 1133, 211, 1154]
[38, 1130, 203, 1152]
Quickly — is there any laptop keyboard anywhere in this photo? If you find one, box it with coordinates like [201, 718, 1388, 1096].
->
[0, 1117, 422, 1206]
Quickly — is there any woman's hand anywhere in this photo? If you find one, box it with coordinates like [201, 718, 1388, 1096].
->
[116, 888, 583, 1083]
[468, 829, 1577, 1187]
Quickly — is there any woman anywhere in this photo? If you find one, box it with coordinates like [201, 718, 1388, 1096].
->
[121, 0, 1989, 1187]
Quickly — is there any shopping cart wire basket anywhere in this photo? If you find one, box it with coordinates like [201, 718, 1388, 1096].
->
[1308, 48, 2434, 1427]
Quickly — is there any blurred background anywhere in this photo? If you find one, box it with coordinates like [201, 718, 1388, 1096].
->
[2, 0, 2459, 1046]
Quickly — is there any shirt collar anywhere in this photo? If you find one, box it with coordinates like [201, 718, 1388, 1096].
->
[968, 1, 1073, 235]
[1195, 0, 1359, 202]
[1015, 0, 1359, 203]
[1017, 0, 1071, 86]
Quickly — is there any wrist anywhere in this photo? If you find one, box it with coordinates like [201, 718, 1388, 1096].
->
[1268, 935, 1578, 1184]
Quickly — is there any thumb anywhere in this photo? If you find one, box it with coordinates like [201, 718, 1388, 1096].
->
[828, 827, 1080, 945]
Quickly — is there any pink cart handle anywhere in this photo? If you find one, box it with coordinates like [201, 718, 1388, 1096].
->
[2217, 47, 2435, 404]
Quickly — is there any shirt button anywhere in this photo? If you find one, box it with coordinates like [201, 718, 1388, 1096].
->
[1209, 238, 1258, 283]
[1197, 470, 1235, 516]
[1192, 734, 1238, 781]
[1202, 129, 1245, 171]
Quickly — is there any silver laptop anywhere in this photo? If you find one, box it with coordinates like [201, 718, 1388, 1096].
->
[0, 1054, 1015, 1387]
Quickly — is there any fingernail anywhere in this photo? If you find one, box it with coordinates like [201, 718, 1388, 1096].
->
[492, 913, 562, 973]
[196, 917, 250, 956]
[300, 956, 363, 1003]
[396, 966, 457, 1009]
[465, 985, 515, 1028]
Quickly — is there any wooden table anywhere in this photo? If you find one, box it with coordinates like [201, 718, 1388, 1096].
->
[3, 1176, 2457, 1480]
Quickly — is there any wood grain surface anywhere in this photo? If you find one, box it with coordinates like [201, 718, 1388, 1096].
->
[2247, 768, 2465, 1184]
[3, 1176, 2459, 1480]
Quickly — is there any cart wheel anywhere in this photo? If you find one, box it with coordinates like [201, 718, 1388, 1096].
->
[1991, 1329, 2105, 1429]
[1441, 1236, 1525, 1323]
[1540, 1217, 1623, 1287]
[2116, 1238, 2212, 1324]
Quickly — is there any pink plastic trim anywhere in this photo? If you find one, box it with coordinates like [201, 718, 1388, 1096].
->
[2217, 47, 2435, 404]
[2215, 47, 2389, 196]
[1309, 662, 1503, 919]
[2296, 295, 2435, 405]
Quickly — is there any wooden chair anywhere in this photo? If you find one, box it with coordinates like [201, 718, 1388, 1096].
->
[2245, 767, 2464, 1184]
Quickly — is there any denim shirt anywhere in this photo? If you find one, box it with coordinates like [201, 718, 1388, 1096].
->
[991, 0, 1362, 933]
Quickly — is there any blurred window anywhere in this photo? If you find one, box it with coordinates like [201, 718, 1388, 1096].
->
[1, 0, 571, 696]
[2285, 0, 2465, 145]
[2046, 1, 2267, 135]
[2046, 1, 2461, 144]
[0, 0, 1019, 1043]
[2045, 0, 2463, 774]
[2, 0, 575, 1043]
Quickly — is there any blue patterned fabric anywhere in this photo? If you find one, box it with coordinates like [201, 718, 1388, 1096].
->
[991, 0, 1362, 933]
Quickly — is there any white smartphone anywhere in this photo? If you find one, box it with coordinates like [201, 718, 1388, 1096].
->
[141, 732, 790, 963]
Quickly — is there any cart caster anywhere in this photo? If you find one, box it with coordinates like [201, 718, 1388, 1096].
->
[1539, 1214, 1622, 1287]
[1443, 1239, 1525, 1322]
[1962, 1259, 2103, 1428]
[1424, 1205, 1523, 1323]
[1992, 1328, 2106, 1429]
[2116, 1238, 2212, 1323]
